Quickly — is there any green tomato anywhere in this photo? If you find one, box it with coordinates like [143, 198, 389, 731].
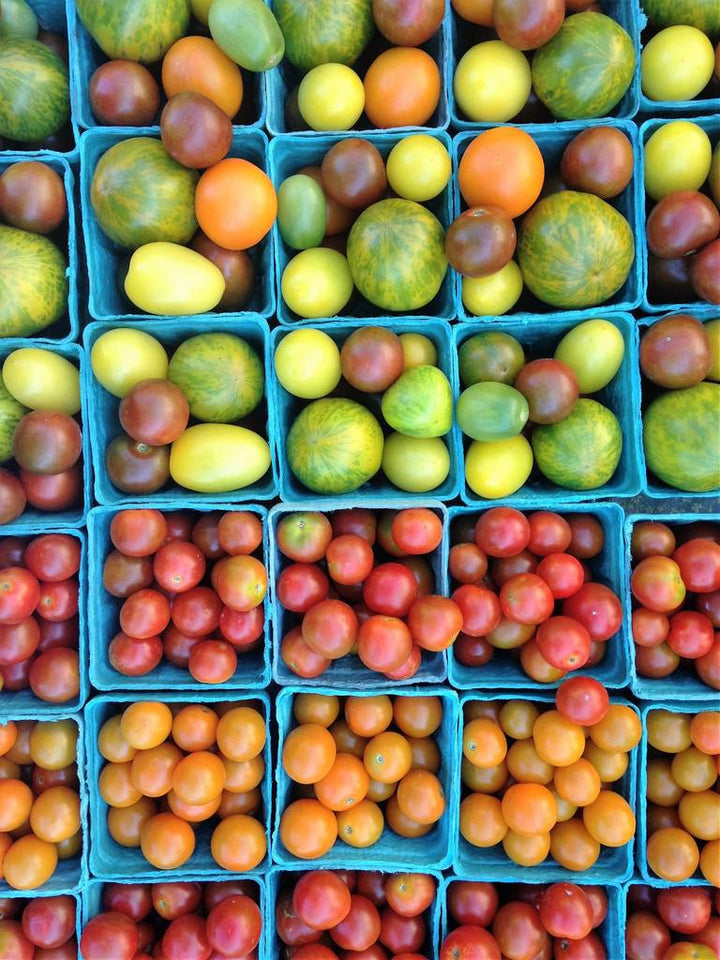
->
[298, 63, 365, 131]
[554, 319, 625, 394]
[91, 328, 169, 398]
[465, 434, 533, 499]
[386, 135, 451, 202]
[454, 41, 531, 123]
[641, 26, 715, 102]
[275, 328, 342, 399]
[277, 174, 327, 251]
[281, 248, 354, 319]
[2, 348, 80, 414]
[462, 261, 523, 316]
[382, 433, 450, 492]
[644, 121, 712, 202]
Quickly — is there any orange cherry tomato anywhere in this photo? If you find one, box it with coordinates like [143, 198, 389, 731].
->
[461, 757, 508, 794]
[451, 0, 494, 25]
[385, 794, 431, 838]
[294, 693, 340, 728]
[363, 732, 413, 784]
[396, 769, 445, 824]
[506, 739, 554, 785]
[172, 751, 226, 805]
[646, 826, 700, 881]
[464, 701, 501, 724]
[364, 47, 441, 129]
[216, 706, 266, 762]
[222, 755, 265, 794]
[29, 786, 80, 843]
[99, 762, 142, 809]
[120, 702, 173, 751]
[553, 759, 602, 807]
[98, 714, 136, 764]
[646, 709, 692, 753]
[345, 695, 393, 738]
[195, 159, 277, 251]
[501, 783, 557, 837]
[162, 36, 244, 118]
[503, 830, 551, 866]
[582, 791, 635, 847]
[56, 829, 82, 860]
[533, 711, 585, 768]
[589, 704, 642, 753]
[408, 736, 440, 773]
[140, 812, 195, 869]
[218, 786, 261, 819]
[460, 793, 507, 847]
[29, 719, 77, 770]
[549, 819, 601, 871]
[130, 742, 183, 798]
[458, 127, 545, 219]
[211, 813, 266, 870]
[2, 834, 58, 889]
[330, 719, 368, 758]
[690, 711, 720, 755]
[498, 700, 540, 740]
[107, 796, 157, 847]
[0, 779, 33, 831]
[393, 695, 442, 738]
[171, 705, 218, 752]
[462, 718, 507, 768]
[167, 789, 222, 823]
[282, 724, 337, 785]
[315, 754, 370, 811]
[367, 777, 396, 802]
[279, 799, 337, 858]
[336, 798, 384, 847]
[6, 721, 33, 765]
[583, 741, 629, 783]
[0, 722, 17, 757]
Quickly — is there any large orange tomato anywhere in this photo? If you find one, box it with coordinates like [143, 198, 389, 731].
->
[162, 36, 244, 118]
[195, 159, 277, 251]
[364, 48, 441, 129]
[458, 127, 545, 219]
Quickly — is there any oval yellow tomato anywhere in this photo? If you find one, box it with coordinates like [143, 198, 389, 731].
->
[124, 242, 226, 315]
[170, 424, 271, 492]
[2, 349, 80, 415]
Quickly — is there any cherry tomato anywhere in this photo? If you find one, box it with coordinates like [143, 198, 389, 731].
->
[120, 589, 170, 639]
[110, 510, 168, 557]
[492, 901, 547, 960]
[171, 587, 222, 637]
[216, 511, 263, 556]
[332, 509, 377, 544]
[667, 610, 715, 659]
[205, 895, 262, 957]
[357, 616, 413, 673]
[451, 585, 501, 636]
[474, 508, 530, 558]
[108, 631, 163, 677]
[152, 882, 202, 920]
[278, 563, 329, 613]
[302, 599, 358, 659]
[277, 512, 333, 563]
[191, 513, 225, 560]
[0, 568, 39, 624]
[440, 927, 501, 960]
[490, 550, 538, 589]
[633, 607, 670, 647]
[674, 538, 720, 594]
[562, 583, 622, 642]
[153, 541, 206, 593]
[36, 580, 78, 622]
[536, 553, 585, 599]
[657, 887, 712, 935]
[0, 618, 39, 666]
[212, 555, 267, 612]
[24, 535, 80, 582]
[276, 889, 322, 947]
[79, 912, 139, 960]
[29, 647, 79, 703]
[555, 676, 610, 725]
[218, 605, 264, 649]
[329, 895, 381, 952]
[103, 550, 153, 599]
[281, 626, 330, 679]
[102, 884, 152, 923]
[162, 913, 211, 960]
[631, 521, 677, 560]
[292, 870, 352, 930]
[447, 881, 499, 927]
[625, 910, 671, 960]
[528, 512, 572, 556]
[567, 515, 604, 559]
[391, 509, 443, 555]
[21, 894, 76, 948]
[363, 564, 418, 617]
[535, 616, 591, 670]
[631, 557, 687, 612]
[539, 883, 593, 940]
[449, 542, 488, 584]
[188, 638, 238, 684]
[500, 573, 554, 626]
[326, 535, 375, 586]
[408, 596, 463, 651]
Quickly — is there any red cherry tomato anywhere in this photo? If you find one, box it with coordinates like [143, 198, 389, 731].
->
[631, 557, 686, 612]
[21, 894, 76, 948]
[162, 913, 211, 960]
[449, 543, 488, 584]
[536, 553, 585, 599]
[188, 638, 238, 683]
[555, 676, 610, 725]
[152, 883, 203, 920]
[492, 901, 548, 960]
[218, 605, 264, 649]
[632, 608, 670, 647]
[451, 584, 502, 636]
[447, 881, 499, 927]
[120, 588, 171, 639]
[673, 538, 720, 593]
[474, 508, 531, 558]
[407, 595, 463, 651]
[109, 631, 163, 677]
[535, 616, 592, 671]
[527, 512, 572, 556]
[657, 888, 712, 935]
[490, 550, 538, 589]
[0, 567, 40, 624]
[171, 587, 222, 637]
[562, 583, 622, 641]
[329, 895, 381, 951]
[281, 626, 330, 679]
[292, 871, 352, 931]
[667, 610, 715, 659]
[24, 535, 81, 582]
[357, 615, 413, 673]
[499, 573, 554, 626]
[326, 535, 375, 586]
[153, 541, 206, 593]
[301, 599, 358, 659]
[391, 509, 443, 555]
[440, 926, 501, 960]
[36, 579, 78, 621]
[79, 912, 139, 960]
[539, 884, 593, 940]
[110, 509, 168, 557]
[277, 563, 330, 613]
[102, 884, 153, 922]
[205, 895, 262, 957]
[332, 509, 377, 544]
[379, 907, 425, 953]
[363, 564, 418, 617]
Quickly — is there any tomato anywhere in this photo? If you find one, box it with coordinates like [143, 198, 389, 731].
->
[363, 47, 440, 128]
[151, 882, 202, 921]
[282, 723, 336, 785]
[293, 871, 352, 930]
[216, 705, 265, 762]
[110, 510, 168, 557]
[153, 541, 206, 593]
[328, 895, 381, 952]
[212, 556, 267, 612]
[459, 127, 543, 219]
[407, 596, 463, 651]
[205, 895, 261, 956]
[625, 910, 671, 960]
[215, 511, 262, 557]
[556, 676, 610, 726]
[195, 158, 276, 250]
[276, 564, 328, 615]
[323, 536, 373, 588]
[696, 636, 720, 689]
[302, 599, 358, 660]
[103, 551, 153, 599]
[667, 610, 715, 659]
[396, 769, 445, 824]
[316, 752, 370, 811]
[102, 884, 152, 923]
[162, 35, 243, 116]
[30, 785, 81, 842]
[451, 585, 501, 637]
[281, 626, 330, 679]
[36, 580, 78, 622]
[191, 513, 225, 559]
[490, 550, 538, 589]
[363, 563, 418, 617]
[23, 535, 80, 583]
[528, 512, 572, 556]
[384, 642, 423, 681]
[536, 553, 584, 600]
[280, 799, 337, 859]
[663, 943, 718, 960]
[564, 515, 604, 559]
[657, 888, 712, 935]
[378, 907, 424, 953]
[21, 465, 82, 512]
[519, 638, 566, 683]
[277, 512, 333, 562]
[633, 607, 670, 647]
[391, 509, 443, 556]
[28, 647, 79, 703]
[492, 901, 547, 960]
[535, 616, 591, 671]
[589, 704, 642, 752]
[449, 542, 488, 585]
[440, 926, 501, 960]
[119, 589, 170, 640]
[162, 913, 211, 960]
[631, 521, 677, 560]
[171, 587, 223, 637]
[0, 618, 39, 666]
[447, 881, 498, 927]
[0, 567, 39, 624]
[539, 883, 593, 940]
[631, 557, 687, 612]
[188, 638, 238, 684]
[80, 913, 138, 960]
[582, 791, 636, 848]
[499, 573, 554, 626]
[474, 508, 530, 558]
[462, 717, 507, 769]
[382, 873, 434, 920]
[357, 616, 413, 674]
[562, 583, 622, 642]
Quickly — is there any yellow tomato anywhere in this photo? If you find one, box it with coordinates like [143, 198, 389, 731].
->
[705, 318, 720, 382]
[124, 243, 226, 316]
[644, 121, 712, 202]
[190, 0, 212, 24]
[554, 319, 625, 394]
[465, 435, 533, 499]
[382, 433, 450, 492]
[386, 135, 452, 202]
[91, 329, 169, 398]
[298, 64, 365, 131]
[281, 248, 354, 319]
[642, 26, 715, 102]
[170, 424, 271, 492]
[275, 329, 342, 399]
[2, 348, 80, 415]
[462, 261, 523, 316]
[454, 41, 531, 122]
[399, 333, 438, 369]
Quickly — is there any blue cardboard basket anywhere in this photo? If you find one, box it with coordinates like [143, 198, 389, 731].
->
[67, 0, 267, 132]
[449, 0, 641, 129]
[440, 877, 624, 959]
[270, 319, 462, 503]
[82, 317, 277, 505]
[0, 341, 91, 530]
[271, 685, 461, 871]
[0, 711, 87, 896]
[268, 131, 456, 325]
[448, 501, 632, 691]
[641, 115, 720, 315]
[626, 512, 720, 699]
[268, 500, 450, 687]
[454, 313, 644, 504]
[85, 691, 272, 880]
[637, 4, 720, 118]
[0, 154, 78, 344]
[454, 692, 639, 883]
[636, 315, 720, 500]
[265, 4, 452, 137]
[638, 702, 714, 886]
[453, 120, 644, 322]
[86, 502, 271, 691]
[0, 526, 88, 715]
[79, 128, 274, 322]
[267, 865, 443, 960]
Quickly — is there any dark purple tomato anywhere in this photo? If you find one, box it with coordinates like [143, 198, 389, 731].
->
[445, 206, 516, 278]
[298, 165, 355, 237]
[560, 126, 634, 199]
[454, 633, 494, 666]
[0, 470, 26, 523]
[640, 314, 712, 388]
[0, 537, 27, 568]
[89, 60, 160, 126]
[191, 232, 254, 310]
[105, 436, 170, 495]
[514, 358, 579, 424]
[119, 379, 189, 446]
[160, 92, 233, 169]
[372, 0, 444, 46]
[647, 254, 694, 303]
[647, 191, 720, 259]
[12, 412, 82, 475]
[566, 0, 598, 8]
[20, 465, 81, 512]
[340, 326, 404, 393]
[37, 30, 68, 61]
[691, 239, 720, 304]
[0, 161, 66, 234]
[321, 140, 387, 211]
[493, 0, 564, 49]
[102, 551, 154, 598]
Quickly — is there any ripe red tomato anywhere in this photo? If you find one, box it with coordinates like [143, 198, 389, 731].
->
[0, 617, 39, 665]
[171, 587, 222, 637]
[355, 872, 387, 907]
[302, 599, 358, 659]
[631, 557, 687, 612]
[562, 583, 622, 641]
[499, 573, 554, 626]
[625, 910, 671, 960]
[277, 563, 329, 613]
[28, 646, 79, 703]
[162, 913, 211, 960]
[667, 611, 715, 659]
[536, 553, 585, 599]
[153, 541, 206, 593]
[440, 926, 501, 960]
[357, 615, 413, 673]
[36, 615, 78, 652]
[205, 895, 262, 956]
[276, 889, 323, 946]
[632, 608, 670, 647]
[528, 512, 572, 556]
[277, 511, 333, 562]
[36, 579, 78, 622]
[400, 556, 435, 598]
[79, 912, 139, 960]
[0, 567, 39, 624]
[554, 932, 607, 959]
[449, 543, 488, 584]
[379, 907, 425, 952]
[21, 894, 76, 948]
[474, 508, 530, 558]
[0, 921, 36, 960]
[657, 888, 712, 935]
[567, 515, 604, 559]
[292, 871, 352, 930]
[212, 555, 267, 612]
[329, 895, 381, 951]
[391, 509, 443, 555]
[492, 901, 548, 960]
[103, 551, 153, 598]
[582, 886, 608, 928]
[539, 884, 593, 940]
[110, 510, 168, 557]
[191, 513, 225, 560]
[384, 642, 422, 680]
[108, 631, 163, 677]
[119, 588, 171, 639]
[326, 535, 375, 586]
[281, 626, 330, 679]
[407, 596, 463, 651]
[101, 884, 152, 923]
[216, 511, 263, 556]
[673, 539, 720, 594]
[363, 563, 418, 617]
[454, 633, 494, 667]
[152, 883, 203, 920]
[555, 676, 609, 726]
[218, 605, 264, 649]
[447, 881, 499, 927]
[187, 638, 237, 683]
[451, 585, 501, 636]
[332, 508, 377, 544]
[162, 625, 199, 667]
[490, 550, 538, 589]
[635, 640, 680, 679]
[385, 873, 435, 918]
[535, 616, 591, 670]
[24, 535, 81, 582]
